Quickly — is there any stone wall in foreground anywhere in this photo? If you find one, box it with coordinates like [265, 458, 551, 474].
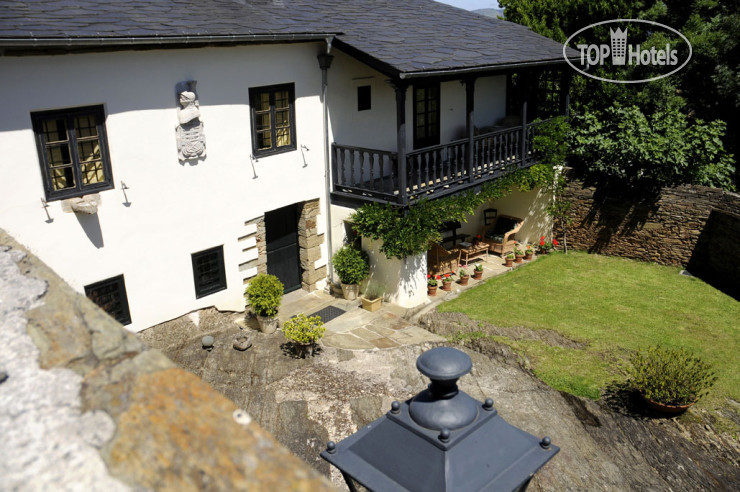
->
[556, 175, 740, 298]
[0, 229, 334, 492]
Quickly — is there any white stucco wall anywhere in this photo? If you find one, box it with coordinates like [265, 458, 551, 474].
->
[361, 238, 427, 308]
[328, 49, 507, 154]
[0, 43, 330, 332]
[474, 75, 507, 128]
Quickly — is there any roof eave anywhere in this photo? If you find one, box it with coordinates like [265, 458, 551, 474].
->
[0, 33, 338, 50]
[399, 57, 579, 79]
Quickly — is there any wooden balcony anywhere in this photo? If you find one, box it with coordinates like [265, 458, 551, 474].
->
[331, 120, 547, 206]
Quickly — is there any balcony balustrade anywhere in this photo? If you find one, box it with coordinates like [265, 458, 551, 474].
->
[331, 120, 548, 206]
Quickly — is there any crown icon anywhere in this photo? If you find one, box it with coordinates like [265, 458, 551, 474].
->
[610, 27, 628, 65]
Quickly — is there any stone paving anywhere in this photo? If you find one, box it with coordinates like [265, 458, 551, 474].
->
[265, 252, 536, 351]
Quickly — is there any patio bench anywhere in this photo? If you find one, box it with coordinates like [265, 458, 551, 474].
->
[480, 215, 523, 257]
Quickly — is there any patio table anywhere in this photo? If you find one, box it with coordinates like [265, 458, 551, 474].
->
[454, 242, 489, 266]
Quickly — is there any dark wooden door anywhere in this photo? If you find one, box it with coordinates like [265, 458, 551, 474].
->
[265, 204, 302, 293]
[413, 82, 440, 149]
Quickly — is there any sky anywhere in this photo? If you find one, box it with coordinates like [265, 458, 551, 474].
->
[435, 0, 501, 11]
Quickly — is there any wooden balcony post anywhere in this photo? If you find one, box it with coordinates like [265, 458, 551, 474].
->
[391, 80, 409, 204]
[520, 101, 528, 166]
[465, 77, 476, 182]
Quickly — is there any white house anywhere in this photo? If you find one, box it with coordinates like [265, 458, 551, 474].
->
[0, 0, 573, 331]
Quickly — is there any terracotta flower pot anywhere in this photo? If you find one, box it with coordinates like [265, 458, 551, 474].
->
[524, 252, 533, 260]
[427, 285, 438, 296]
[515, 254, 524, 264]
[459, 275, 469, 286]
[641, 393, 695, 414]
[504, 258, 514, 267]
[473, 270, 483, 280]
[442, 281, 452, 291]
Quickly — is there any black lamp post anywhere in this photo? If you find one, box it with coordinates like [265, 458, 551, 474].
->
[321, 347, 559, 491]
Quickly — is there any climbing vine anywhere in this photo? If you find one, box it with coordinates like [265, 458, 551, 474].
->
[350, 117, 570, 259]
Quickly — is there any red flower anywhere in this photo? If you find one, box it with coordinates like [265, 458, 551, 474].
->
[553, 239, 558, 246]
[436, 275, 442, 280]
[540, 235, 545, 240]
[540, 239, 545, 246]
[427, 274, 432, 278]
[476, 234, 481, 239]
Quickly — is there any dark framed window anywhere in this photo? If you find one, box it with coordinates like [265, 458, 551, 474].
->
[192, 245, 227, 298]
[85, 275, 131, 325]
[249, 83, 296, 157]
[413, 82, 440, 149]
[357, 85, 371, 111]
[31, 105, 114, 201]
[507, 70, 564, 121]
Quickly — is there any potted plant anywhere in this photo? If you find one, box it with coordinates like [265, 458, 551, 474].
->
[524, 244, 534, 261]
[283, 313, 326, 358]
[626, 346, 717, 414]
[458, 266, 470, 286]
[504, 252, 514, 267]
[244, 274, 284, 333]
[473, 263, 483, 280]
[441, 272, 454, 291]
[427, 274, 440, 296]
[514, 245, 524, 264]
[332, 245, 369, 300]
[472, 234, 482, 246]
[538, 236, 551, 255]
[360, 282, 384, 312]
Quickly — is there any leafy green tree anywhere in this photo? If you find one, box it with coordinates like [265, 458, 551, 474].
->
[501, 0, 739, 188]
[570, 105, 735, 190]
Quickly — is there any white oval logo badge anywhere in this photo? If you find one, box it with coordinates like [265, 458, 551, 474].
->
[563, 19, 692, 84]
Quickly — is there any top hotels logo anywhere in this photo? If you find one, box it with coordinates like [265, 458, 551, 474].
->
[563, 19, 692, 83]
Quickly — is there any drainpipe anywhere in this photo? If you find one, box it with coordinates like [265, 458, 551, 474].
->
[318, 39, 335, 286]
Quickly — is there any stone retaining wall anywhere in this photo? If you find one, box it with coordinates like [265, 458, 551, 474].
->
[557, 175, 740, 298]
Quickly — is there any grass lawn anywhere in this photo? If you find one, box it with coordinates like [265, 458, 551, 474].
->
[438, 252, 739, 418]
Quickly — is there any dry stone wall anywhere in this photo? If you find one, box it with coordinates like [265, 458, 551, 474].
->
[557, 174, 740, 298]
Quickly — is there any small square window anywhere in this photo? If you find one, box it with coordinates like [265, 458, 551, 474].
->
[357, 85, 371, 111]
[249, 83, 297, 157]
[32, 105, 114, 201]
[192, 246, 227, 298]
[85, 275, 131, 325]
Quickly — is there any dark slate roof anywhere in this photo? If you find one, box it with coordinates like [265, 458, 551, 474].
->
[0, 0, 338, 38]
[0, 0, 576, 77]
[311, 0, 576, 77]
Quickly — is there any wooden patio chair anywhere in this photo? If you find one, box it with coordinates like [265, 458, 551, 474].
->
[479, 215, 523, 257]
[427, 242, 461, 276]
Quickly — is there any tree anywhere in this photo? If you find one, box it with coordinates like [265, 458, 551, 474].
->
[570, 105, 735, 190]
[500, 0, 739, 189]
